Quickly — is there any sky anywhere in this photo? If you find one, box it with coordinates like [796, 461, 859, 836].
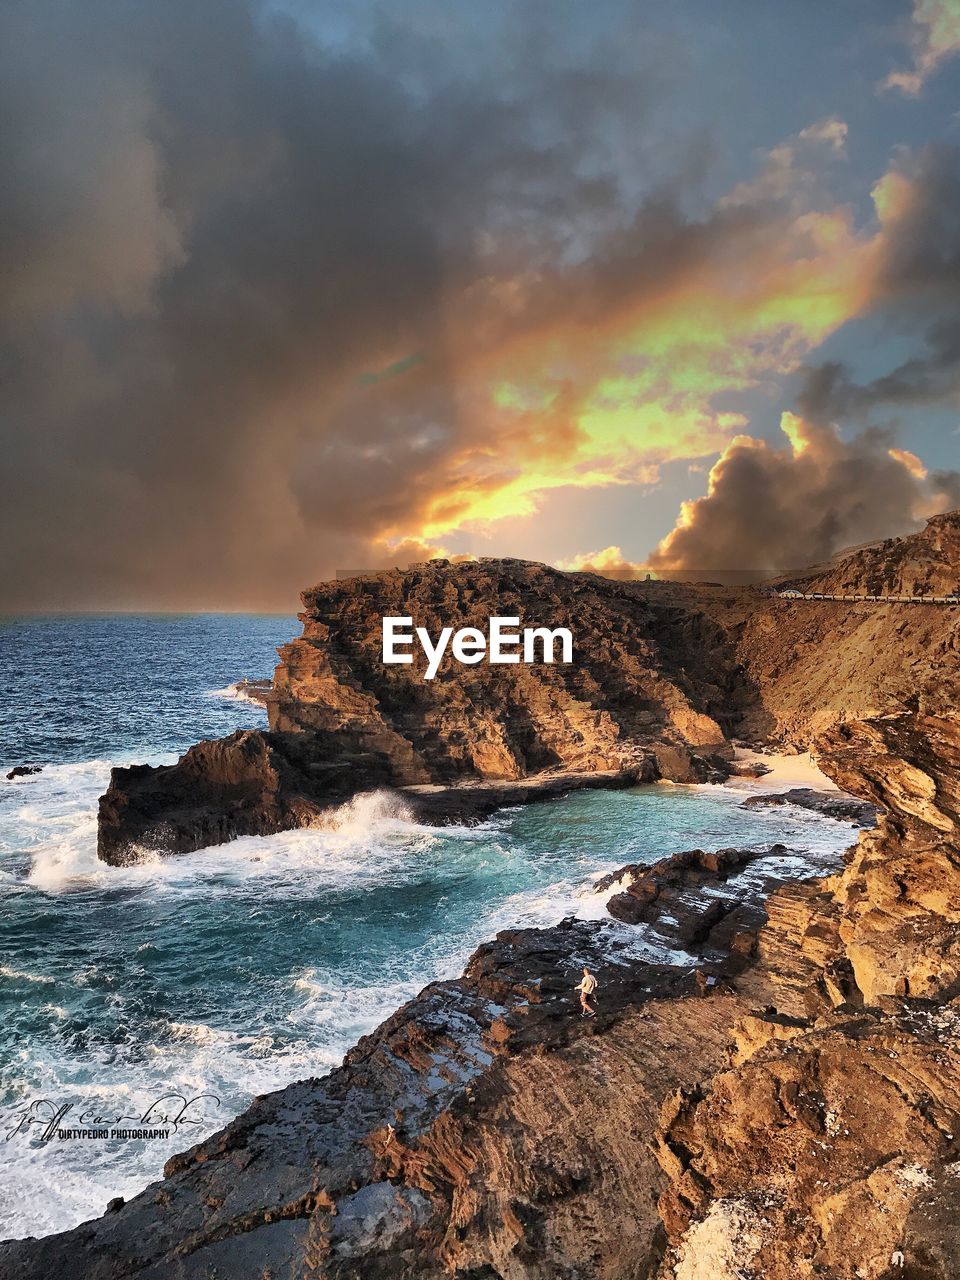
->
[1, 0, 959, 610]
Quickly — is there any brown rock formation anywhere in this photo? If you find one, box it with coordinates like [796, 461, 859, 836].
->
[8, 519, 948, 1275]
[653, 710, 960, 1279]
[99, 560, 742, 863]
[98, 514, 960, 862]
[793, 508, 960, 598]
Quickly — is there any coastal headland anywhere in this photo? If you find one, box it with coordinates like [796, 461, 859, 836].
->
[3, 512, 959, 1278]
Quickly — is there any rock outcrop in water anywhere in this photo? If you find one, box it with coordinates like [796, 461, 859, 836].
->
[740, 786, 877, 825]
[98, 560, 742, 863]
[98, 515, 960, 863]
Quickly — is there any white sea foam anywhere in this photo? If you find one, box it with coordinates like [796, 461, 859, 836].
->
[0, 749, 860, 1241]
[0, 964, 55, 985]
[207, 681, 268, 707]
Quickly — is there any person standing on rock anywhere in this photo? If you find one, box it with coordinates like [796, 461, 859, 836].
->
[575, 967, 597, 1017]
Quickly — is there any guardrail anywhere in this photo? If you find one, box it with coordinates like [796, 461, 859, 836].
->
[776, 592, 960, 604]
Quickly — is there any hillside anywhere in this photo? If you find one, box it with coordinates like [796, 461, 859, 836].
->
[789, 509, 960, 597]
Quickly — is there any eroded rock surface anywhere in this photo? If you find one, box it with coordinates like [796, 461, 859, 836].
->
[653, 711, 960, 1280]
[10, 522, 956, 1276]
[0, 919, 744, 1280]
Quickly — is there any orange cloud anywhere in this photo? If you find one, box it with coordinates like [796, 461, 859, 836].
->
[367, 121, 898, 553]
[555, 546, 648, 575]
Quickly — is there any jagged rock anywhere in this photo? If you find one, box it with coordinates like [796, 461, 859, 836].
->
[6, 764, 42, 779]
[656, 1005, 960, 1280]
[0, 919, 744, 1280]
[791, 509, 960, 598]
[233, 677, 272, 705]
[97, 519, 960, 860]
[653, 708, 960, 1279]
[97, 728, 396, 864]
[741, 786, 878, 825]
[598, 846, 789, 967]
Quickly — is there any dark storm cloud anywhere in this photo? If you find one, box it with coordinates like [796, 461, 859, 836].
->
[0, 0, 668, 609]
[795, 146, 960, 424]
[649, 416, 960, 573]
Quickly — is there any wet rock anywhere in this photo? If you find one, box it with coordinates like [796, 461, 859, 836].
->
[11, 527, 950, 1275]
[232, 677, 272, 705]
[6, 764, 42, 780]
[741, 786, 878, 825]
[598, 845, 792, 965]
[0, 913, 741, 1280]
[97, 728, 395, 864]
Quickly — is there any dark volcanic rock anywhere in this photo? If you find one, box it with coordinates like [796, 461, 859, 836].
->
[598, 845, 792, 964]
[741, 786, 877, 825]
[98, 728, 396, 865]
[96, 531, 960, 861]
[400, 766, 647, 824]
[6, 764, 42, 780]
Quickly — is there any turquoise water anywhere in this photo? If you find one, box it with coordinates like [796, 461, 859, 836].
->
[0, 616, 854, 1239]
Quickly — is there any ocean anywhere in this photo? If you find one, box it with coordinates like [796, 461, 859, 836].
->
[0, 615, 857, 1240]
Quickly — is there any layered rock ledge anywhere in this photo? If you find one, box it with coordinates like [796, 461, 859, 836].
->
[4, 708, 958, 1278]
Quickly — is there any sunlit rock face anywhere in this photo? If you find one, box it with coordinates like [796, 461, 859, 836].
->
[269, 558, 737, 780]
[99, 559, 750, 863]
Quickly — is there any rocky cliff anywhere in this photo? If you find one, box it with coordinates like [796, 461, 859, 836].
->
[13, 518, 952, 1277]
[97, 540, 960, 863]
[98, 560, 747, 863]
[654, 710, 960, 1280]
[5, 709, 958, 1279]
[787, 509, 960, 598]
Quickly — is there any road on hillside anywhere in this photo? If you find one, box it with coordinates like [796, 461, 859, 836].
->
[775, 591, 959, 604]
